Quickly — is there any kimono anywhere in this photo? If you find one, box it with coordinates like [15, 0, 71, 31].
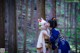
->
[50, 28, 60, 50]
[37, 29, 50, 53]
[58, 38, 70, 53]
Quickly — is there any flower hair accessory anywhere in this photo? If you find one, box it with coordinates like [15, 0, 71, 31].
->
[38, 17, 47, 29]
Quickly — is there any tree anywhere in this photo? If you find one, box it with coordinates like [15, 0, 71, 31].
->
[0, 0, 5, 48]
[5, 0, 17, 53]
[74, 3, 78, 53]
[36, 0, 45, 19]
[23, 0, 28, 53]
[30, 0, 34, 26]
[41, 0, 45, 19]
[50, 0, 56, 18]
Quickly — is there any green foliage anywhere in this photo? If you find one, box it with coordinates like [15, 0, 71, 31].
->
[28, 47, 37, 53]
[5, 51, 8, 53]
[77, 3, 80, 9]
[66, 31, 70, 36]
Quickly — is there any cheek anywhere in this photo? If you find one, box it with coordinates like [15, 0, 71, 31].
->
[47, 23, 50, 27]
[44, 23, 50, 27]
[44, 23, 47, 26]
[47, 24, 50, 27]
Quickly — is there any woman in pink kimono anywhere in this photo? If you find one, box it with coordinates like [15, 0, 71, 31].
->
[37, 18, 51, 53]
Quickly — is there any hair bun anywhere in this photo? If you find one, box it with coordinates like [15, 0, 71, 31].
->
[52, 18, 56, 20]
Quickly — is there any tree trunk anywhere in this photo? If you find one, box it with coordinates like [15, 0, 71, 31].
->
[30, 0, 34, 26]
[74, 3, 78, 53]
[13, 0, 17, 53]
[41, 0, 45, 19]
[5, 0, 17, 53]
[63, 0, 66, 36]
[0, 0, 5, 48]
[36, 0, 42, 37]
[36, 0, 45, 19]
[36, 0, 41, 19]
[50, 0, 56, 18]
[69, 3, 72, 37]
[23, 0, 28, 53]
[66, 3, 68, 36]
[5, 0, 9, 51]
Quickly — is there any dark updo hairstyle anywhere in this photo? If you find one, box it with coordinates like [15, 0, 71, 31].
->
[48, 17, 57, 28]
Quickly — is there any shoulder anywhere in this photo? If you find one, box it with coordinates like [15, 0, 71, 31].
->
[54, 28, 60, 34]
[41, 30, 47, 34]
[41, 30, 47, 32]
[55, 28, 60, 32]
[65, 40, 69, 44]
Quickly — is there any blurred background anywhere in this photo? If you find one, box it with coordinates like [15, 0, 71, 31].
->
[0, 0, 80, 53]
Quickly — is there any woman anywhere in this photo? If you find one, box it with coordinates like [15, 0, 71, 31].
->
[48, 17, 60, 53]
[37, 18, 51, 53]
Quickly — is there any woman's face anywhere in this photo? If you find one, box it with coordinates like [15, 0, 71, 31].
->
[44, 22, 50, 28]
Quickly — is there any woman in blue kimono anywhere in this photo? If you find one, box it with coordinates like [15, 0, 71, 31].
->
[48, 17, 60, 53]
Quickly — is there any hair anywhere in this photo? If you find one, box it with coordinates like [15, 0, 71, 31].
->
[48, 17, 57, 28]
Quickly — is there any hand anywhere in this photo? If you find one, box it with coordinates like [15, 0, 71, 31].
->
[43, 32, 49, 39]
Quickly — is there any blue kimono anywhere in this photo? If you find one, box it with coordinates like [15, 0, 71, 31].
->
[58, 38, 70, 53]
[50, 28, 60, 50]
